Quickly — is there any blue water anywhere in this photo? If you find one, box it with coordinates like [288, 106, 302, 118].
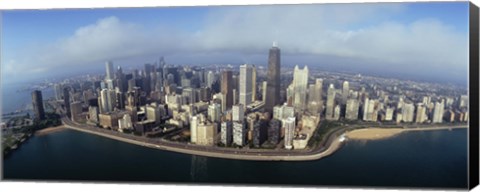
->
[2, 128, 468, 189]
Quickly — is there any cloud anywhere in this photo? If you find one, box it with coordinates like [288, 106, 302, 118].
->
[2, 4, 469, 84]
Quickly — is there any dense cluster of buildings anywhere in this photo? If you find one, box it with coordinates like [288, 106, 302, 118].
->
[34, 42, 468, 151]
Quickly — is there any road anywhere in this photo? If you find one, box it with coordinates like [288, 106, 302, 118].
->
[61, 116, 345, 161]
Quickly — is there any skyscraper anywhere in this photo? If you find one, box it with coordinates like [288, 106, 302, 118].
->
[221, 70, 233, 110]
[342, 81, 349, 103]
[252, 66, 257, 102]
[63, 87, 71, 118]
[325, 84, 336, 120]
[292, 65, 309, 110]
[54, 84, 63, 101]
[105, 61, 114, 81]
[432, 100, 445, 123]
[284, 117, 296, 150]
[265, 42, 281, 113]
[239, 64, 254, 108]
[31, 90, 45, 121]
[100, 89, 110, 113]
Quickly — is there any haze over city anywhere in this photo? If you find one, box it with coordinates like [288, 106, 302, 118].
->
[2, 2, 469, 85]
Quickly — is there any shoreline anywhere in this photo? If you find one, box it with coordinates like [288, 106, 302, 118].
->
[62, 120, 467, 161]
[35, 125, 66, 136]
[346, 125, 467, 141]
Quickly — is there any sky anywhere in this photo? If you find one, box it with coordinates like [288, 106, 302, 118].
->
[1, 2, 471, 85]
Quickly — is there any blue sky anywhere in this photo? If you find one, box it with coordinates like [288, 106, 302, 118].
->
[1, 2, 470, 85]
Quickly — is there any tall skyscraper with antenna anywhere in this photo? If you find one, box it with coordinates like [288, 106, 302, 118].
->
[265, 42, 281, 113]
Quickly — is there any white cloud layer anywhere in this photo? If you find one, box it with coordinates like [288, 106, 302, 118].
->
[2, 4, 469, 84]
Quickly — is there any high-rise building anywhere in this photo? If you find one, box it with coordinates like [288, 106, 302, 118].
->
[432, 100, 445, 123]
[196, 122, 217, 146]
[314, 78, 323, 103]
[100, 89, 110, 113]
[206, 71, 216, 88]
[220, 121, 233, 146]
[54, 84, 63, 101]
[262, 81, 268, 103]
[105, 61, 114, 81]
[252, 119, 268, 147]
[239, 64, 254, 107]
[31, 90, 46, 121]
[325, 84, 336, 120]
[292, 65, 309, 111]
[208, 103, 221, 122]
[70, 101, 83, 122]
[233, 121, 246, 146]
[268, 119, 281, 144]
[342, 81, 349, 104]
[415, 103, 427, 123]
[385, 107, 394, 121]
[221, 70, 233, 110]
[346, 99, 359, 120]
[118, 114, 133, 132]
[232, 104, 244, 122]
[88, 106, 99, 123]
[265, 42, 281, 113]
[190, 115, 199, 143]
[252, 66, 257, 102]
[402, 103, 415, 122]
[284, 117, 296, 150]
[63, 87, 71, 118]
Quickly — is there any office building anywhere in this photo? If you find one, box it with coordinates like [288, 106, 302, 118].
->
[325, 84, 336, 120]
[232, 104, 244, 122]
[221, 70, 233, 110]
[220, 121, 233, 146]
[31, 90, 46, 121]
[63, 87, 71, 118]
[233, 120, 246, 146]
[292, 65, 309, 111]
[284, 117, 296, 150]
[346, 99, 359, 120]
[265, 42, 281, 113]
[239, 64, 254, 107]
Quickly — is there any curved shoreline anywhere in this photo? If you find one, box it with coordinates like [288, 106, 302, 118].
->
[62, 119, 467, 161]
[346, 126, 467, 141]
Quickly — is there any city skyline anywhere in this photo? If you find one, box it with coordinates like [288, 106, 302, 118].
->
[2, 2, 470, 85]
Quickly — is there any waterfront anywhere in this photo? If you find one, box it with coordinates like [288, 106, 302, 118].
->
[3, 128, 468, 189]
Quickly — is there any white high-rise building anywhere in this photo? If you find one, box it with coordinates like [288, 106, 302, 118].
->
[190, 115, 199, 143]
[54, 83, 63, 100]
[284, 117, 296, 150]
[206, 71, 216, 88]
[239, 64, 254, 107]
[232, 104, 245, 122]
[415, 103, 427, 123]
[342, 81, 349, 103]
[208, 103, 222, 122]
[326, 84, 336, 120]
[432, 100, 445, 123]
[262, 81, 268, 103]
[118, 114, 133, 132]
[292, 65, 309, 110]
[346, 99, 359, 120]
[402, 103, 415, 122]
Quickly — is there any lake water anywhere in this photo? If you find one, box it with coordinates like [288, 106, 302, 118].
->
[2, 128, 468, 189]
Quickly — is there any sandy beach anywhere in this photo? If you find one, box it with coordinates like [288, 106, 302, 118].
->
[35, 125, 66, 136]
[346, 125, 467, 140]
[346, 128, 405, 140]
